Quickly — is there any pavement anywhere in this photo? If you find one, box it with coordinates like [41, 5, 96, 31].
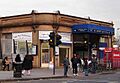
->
[0, 68, 117, 82]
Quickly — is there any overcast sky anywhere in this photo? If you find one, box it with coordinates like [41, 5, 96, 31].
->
[0, 0, 119, 36]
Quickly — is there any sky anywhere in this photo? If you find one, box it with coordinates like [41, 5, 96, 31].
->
[0, 0, 120, 36]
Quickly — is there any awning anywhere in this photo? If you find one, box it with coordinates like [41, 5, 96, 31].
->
[72, 24, 114, 35]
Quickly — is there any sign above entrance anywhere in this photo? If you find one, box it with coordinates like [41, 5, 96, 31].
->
[72, 24, 114, 35]
[58, 33, 72, 43]
[39, 31, 52, 40]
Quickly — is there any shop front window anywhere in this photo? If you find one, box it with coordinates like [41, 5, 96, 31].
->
[17, 41, 27, 54]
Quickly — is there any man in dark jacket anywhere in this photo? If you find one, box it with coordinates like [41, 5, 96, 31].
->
[71, 54, 79, 76]
[63, 56, 70, 77]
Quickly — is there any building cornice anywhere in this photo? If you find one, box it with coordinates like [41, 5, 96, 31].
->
[0, 12, 113, 26]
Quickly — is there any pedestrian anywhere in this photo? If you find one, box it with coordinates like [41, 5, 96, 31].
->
[15, 54, 22, 62]
[71, 54, 79, 76]
[83, 58, 89, 76]
[15, 54, 22, 69]
[22, 55, 33, 75]
[91, 54, 97, 73]
[63, 56, 70, 77]
[81, 57, 85, 72]
[2, 56, 10, 71]
[77, 55, 82, 72]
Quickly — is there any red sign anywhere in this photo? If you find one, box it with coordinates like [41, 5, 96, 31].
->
[104, 48, 113, 52]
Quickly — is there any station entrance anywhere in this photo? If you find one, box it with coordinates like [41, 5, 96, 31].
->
[72, 24, 114, 59]
[73, 33, 99, 59]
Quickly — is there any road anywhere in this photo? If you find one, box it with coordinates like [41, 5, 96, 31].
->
[2, 71, 120, 83]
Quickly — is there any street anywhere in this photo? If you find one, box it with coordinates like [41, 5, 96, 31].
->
[2, 71, 120, 83]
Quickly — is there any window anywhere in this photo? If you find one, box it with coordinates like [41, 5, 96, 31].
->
[100, 37, 105, 42]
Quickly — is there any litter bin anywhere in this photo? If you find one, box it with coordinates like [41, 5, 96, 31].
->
[13, 62, 22, 78]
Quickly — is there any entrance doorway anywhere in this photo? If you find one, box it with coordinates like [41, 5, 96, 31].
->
[73, 33, 100, 59]
[41, 41, 50, 67]
[59, 48, 69, 66]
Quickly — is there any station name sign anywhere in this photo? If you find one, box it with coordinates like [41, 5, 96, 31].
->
[76, 28, 112, 35]
[72, 24, 114, 35]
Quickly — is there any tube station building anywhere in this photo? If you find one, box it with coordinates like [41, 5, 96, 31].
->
[0, 11, 114, 68]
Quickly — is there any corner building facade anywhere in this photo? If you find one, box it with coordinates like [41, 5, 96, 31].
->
[0, 11, 114, 68]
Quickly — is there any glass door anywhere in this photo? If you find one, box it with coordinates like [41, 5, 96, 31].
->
[41, 42, 50, 67]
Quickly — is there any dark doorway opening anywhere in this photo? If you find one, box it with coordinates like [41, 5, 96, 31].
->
[73, 33, 100, 59]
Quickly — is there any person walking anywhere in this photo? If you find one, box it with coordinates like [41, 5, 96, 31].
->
[77, 55, 82, 72]
[22, 55, 33, 75]
[83, 58, 89, 76]
[71, 54, 79, 76]
[63, 56, 70, 77]
[2, 56, 10, 71]
[81, 57, 85, 72]
[91, 54, 97, 73]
